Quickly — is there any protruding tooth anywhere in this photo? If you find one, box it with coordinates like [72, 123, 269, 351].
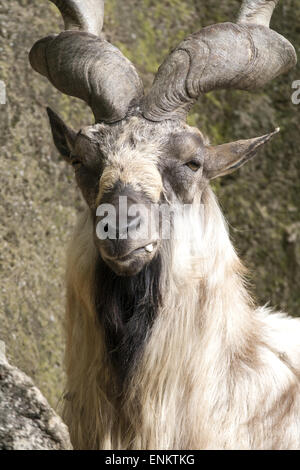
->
[145, 244, 154, 253]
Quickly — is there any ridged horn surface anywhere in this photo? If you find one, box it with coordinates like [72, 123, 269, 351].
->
[50, 0, 105, 36]
[29, 0, 144, 123]
[142, 0, 296, 122]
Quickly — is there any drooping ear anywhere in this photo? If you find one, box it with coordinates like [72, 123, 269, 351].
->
[204, 128, 280, 180]
[46, 107, 77, 162]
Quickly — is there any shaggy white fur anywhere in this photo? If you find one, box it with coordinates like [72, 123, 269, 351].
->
[62, 186, 300, 450]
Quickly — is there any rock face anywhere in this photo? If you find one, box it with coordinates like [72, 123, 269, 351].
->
[0, 342, 72, 450]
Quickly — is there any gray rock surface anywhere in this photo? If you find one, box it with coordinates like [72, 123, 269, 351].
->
[0, 341, 72, 450]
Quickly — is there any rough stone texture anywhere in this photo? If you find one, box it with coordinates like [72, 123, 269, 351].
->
[0, 341, 72, 450]
[0, 0, 299, 408]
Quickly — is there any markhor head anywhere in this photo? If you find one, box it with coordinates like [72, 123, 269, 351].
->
[30, 0, 296, 277]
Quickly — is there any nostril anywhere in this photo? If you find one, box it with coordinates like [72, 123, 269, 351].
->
[102, 214, 142, 240]
[127, 216, 141, 234]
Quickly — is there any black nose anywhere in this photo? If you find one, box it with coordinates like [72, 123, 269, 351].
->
[96, 185, 154, 258]
[105, 211, 141, 239]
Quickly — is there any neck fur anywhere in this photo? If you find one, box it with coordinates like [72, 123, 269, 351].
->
[64, 186, 259, 449]
[119, 186, 258, 448]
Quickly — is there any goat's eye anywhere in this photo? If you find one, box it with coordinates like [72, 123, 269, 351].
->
[185, 160, 201, 172]
[71, 159, 82, 170]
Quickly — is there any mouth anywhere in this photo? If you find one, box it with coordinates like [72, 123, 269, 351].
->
[100, 241, 159, 276]
[104, 241, 158, 263]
